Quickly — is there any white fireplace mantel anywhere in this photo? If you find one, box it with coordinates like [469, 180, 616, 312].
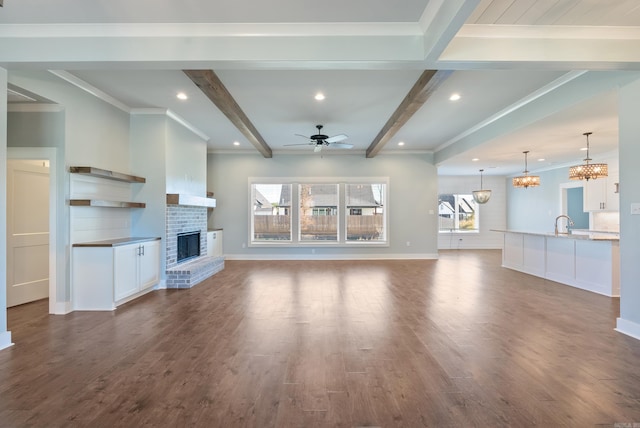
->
[166, 194, 216, 208]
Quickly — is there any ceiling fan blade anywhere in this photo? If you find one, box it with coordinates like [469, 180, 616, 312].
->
[294, 133, 311, 140]
[329, 142, 354, 149]
[283, 143, 314, 147]
[326, 134, 348, 143]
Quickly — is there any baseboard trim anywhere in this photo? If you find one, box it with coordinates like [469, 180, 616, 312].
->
[0, 331, 14, 351]
[615, 318, 640, 341]
[53, 301, 73, 315]
[224, 253, 439, 261]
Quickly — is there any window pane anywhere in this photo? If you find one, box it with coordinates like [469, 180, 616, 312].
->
[346, 184, 385, 241]
[299, 184, 338, 241]
[438, 194, 478, 232]
[252, 184, 291, 241]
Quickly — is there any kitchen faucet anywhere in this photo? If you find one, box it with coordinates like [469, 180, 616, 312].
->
[555, 215, 575, 236]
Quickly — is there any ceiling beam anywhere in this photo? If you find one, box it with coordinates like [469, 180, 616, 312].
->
[366, 69, 452, 158]
[183, 69, 272, 158]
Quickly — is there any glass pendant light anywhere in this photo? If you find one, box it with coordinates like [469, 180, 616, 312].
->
[569, 132, 608, 181]
[512, 150, 540, 188]
[472, 169, 491, 204]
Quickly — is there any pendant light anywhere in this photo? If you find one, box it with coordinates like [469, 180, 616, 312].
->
[569, 132, 608, 181]
[472, 169, 491, 204]
[512, 151, 540, 188]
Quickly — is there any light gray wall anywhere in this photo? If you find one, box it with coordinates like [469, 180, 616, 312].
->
[130, 114, 168, 275]
[166, 119, 207, 196]
[438, 175, 507, 249]
[618, 76, 640, 334]
[507, 167, 572, 233]
[207, 152, 438, 259]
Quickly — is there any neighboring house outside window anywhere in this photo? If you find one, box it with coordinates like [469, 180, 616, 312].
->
[438, 193, 479, 233]
[250, 179, 388, 246]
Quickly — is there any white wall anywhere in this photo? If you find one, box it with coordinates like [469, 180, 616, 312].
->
[438, 175, 506, 249]
[8, 70, 132, 305]
[207, 152, 438, 259]
[617, 76, 640, 339]
[0, 68, 10, 349]
[166, 119, 207, 196]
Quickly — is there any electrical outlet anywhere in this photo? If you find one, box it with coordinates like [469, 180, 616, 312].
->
[406, 241, 411, 247]
[242, 243, 246, 248]
[632, 203, 640, 215]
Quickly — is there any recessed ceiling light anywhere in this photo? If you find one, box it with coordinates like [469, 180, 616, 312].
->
[233, 141, 240, 146]
[449, 93, 461, 101]
[314, 92, 325, 101]
[538, 158, 545, 162]
[472, 158, 479, 162]
[398, 141, 405, 146]
[580, 147, 588, 151]
[176, 92, 188, 100]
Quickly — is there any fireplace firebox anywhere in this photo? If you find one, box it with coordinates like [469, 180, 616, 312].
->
[177, 231, 200, 263]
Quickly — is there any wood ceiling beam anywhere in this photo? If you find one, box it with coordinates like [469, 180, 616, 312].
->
[366, 69, 452, 158]
[183, 69, 272, 158]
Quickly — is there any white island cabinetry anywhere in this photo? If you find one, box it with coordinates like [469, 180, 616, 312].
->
[495, 230, 619, 297]
[73, 237, 161, 310]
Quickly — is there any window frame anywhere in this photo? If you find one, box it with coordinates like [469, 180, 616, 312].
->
[437, 193, 480, 234]
[249, 177, 389, 247]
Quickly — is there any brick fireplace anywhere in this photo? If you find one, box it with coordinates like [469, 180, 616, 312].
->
[165, 195, 224, 288]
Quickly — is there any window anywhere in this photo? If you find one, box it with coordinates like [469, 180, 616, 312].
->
[251, 183, 291, 241]
[299, 184, 338, 241]
[249, 179, 388, 246]
[438, 194, 479, 233]
[346, 183, 385, 242]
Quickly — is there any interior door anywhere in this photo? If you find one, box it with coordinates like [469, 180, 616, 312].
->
[7, 160, 50, 307]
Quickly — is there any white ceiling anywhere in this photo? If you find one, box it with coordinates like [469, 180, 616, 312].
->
[2, 0, 640, 176]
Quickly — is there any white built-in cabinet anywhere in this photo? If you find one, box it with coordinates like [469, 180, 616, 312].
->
[583, 171, 619, 212]
[114, 240, 161, 302]
[70, 165, 160, 310]
[73, 238, 161, 310]
[207, 229, 223, 258]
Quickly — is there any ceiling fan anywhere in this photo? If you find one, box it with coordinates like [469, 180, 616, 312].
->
[285, 125, 353, 152]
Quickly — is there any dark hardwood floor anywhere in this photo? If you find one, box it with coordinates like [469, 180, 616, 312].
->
[2, 250, 640, 427]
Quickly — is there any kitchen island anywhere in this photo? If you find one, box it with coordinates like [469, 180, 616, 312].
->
[492, 229, 619, 297]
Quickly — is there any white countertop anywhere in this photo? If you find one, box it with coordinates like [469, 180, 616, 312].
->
[491, 229, 619, 241]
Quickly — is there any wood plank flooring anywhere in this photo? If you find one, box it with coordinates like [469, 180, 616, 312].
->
[2, 250, 640, 427]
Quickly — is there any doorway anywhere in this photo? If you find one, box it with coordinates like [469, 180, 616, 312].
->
[7, 148, 58, 314]
[560, 181, 589, 230]
[6, 159, 49, 307]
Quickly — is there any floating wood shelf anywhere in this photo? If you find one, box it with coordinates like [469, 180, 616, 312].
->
[70, 200, 146, 208]
[70, 166, 146, 183]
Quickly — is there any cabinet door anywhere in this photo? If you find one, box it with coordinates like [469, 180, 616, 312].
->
[214, 230, 223, 257]
[139, 240, 160, 290]
[605, 174, 619, 211]
[583, 179, 606, 211]
[114, 244, 138, 301]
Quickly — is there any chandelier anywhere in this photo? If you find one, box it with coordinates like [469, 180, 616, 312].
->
[569, 132, 608, 181]
[512, 151, 540, 188]
[472, 169, 491, 204]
